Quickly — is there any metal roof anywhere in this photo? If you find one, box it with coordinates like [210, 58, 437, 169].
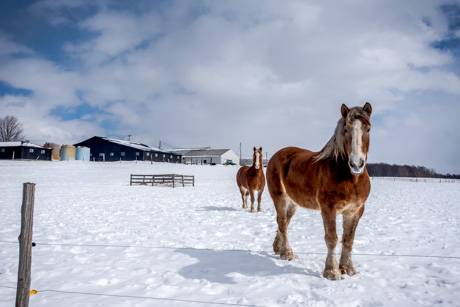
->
[0, 141, 45, 149]
[97, 137, 177, 154]
[181, 149, 230, 157]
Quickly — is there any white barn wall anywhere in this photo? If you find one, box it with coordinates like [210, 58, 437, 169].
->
[181, 149, 239, 165]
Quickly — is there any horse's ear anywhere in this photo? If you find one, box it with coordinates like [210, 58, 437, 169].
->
[363, 102, 372, 116]
[253, 147, 256, 152]
[341, 104, 349, 118]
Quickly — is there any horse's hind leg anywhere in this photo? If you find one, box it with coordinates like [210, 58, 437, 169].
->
[321, 208, 341, 280]
[240, 187, 247, 209]
[273, 197, 296, 260]
[340, 206, 364, 276]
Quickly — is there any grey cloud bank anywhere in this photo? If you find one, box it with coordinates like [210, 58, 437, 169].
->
[0, 0, 459, 173]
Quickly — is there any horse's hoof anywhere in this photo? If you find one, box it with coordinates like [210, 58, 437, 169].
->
[339, 265, 356, 276]
[257, 208, 261, 212]
[250, 208, 255, 213]
[280, 249, 295, 261]
[273, 242, 281, 255]
[323, 269, 342, 280]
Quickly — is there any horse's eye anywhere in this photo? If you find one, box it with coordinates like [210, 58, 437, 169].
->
[366, 127, 370, 133]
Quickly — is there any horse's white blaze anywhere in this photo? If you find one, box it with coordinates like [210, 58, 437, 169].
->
[350, 120, 366, 174]
[255, 151, 261, 169]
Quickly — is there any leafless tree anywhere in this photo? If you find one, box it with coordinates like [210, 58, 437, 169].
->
[0, 115, 24, 142]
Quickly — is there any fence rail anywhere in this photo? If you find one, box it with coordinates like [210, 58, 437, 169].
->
[130, 174, 195, 187]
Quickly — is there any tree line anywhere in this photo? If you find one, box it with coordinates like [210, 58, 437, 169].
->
[367, 163, 460, 179]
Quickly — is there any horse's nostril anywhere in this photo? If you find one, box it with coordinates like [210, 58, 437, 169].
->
[358, 159, 364, 168]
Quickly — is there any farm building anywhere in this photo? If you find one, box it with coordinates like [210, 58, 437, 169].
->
[74, 136, 182, 162]
[240, 158, 269, 167]
[174, 148, 240, 165]
[0, 141, 51, 160]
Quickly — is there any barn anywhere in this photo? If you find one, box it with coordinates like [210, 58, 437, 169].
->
[0, 141, 51, 160]
[175, 148, 240, 165]
[74, 136, 182, 163]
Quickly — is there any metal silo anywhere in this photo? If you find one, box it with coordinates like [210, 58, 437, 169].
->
[60, 145, 76, 161]
[75, 146, 90, 161]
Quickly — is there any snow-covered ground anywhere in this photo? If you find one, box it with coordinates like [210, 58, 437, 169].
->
[0, 160, 459, 307]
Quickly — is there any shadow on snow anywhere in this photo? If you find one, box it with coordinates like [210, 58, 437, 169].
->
[176, 248, 320, 284]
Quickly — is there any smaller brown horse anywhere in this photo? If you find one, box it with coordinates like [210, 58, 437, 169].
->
[236, 147, 266, 212]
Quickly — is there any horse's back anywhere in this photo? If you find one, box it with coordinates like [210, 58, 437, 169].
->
[267, 147, 319, 208]
[267, 146, 315, 175]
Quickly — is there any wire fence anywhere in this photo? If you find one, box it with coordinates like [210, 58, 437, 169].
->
[0, 284, 263, 307]
[1, 239, 459, 260]
[371, 177, 460, 183]
[2, 238, 460, 306]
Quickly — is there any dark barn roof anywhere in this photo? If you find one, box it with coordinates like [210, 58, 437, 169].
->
[98, 137, 162, 152]
[74, 136, 181, 162]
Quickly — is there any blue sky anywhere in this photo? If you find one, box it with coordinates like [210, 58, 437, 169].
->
[1, 0, 460, 173]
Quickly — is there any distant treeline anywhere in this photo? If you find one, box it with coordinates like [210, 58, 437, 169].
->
[367, 163, 460, 179]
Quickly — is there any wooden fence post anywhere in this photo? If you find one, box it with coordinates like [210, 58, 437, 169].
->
[16, 182, 35, 307]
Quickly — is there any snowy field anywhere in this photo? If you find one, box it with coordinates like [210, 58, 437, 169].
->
[0, 160, 459, 307]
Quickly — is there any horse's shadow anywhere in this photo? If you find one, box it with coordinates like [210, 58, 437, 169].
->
[175, 248, 320, 284]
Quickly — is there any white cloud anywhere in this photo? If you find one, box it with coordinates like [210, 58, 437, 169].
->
[0, 33, 34, 56]
[0, 94, 104, 144]
[1, 0, 460, 172]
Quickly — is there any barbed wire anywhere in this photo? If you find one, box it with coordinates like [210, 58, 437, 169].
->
[1, 240, 459, 260]
[0, 285, 264, 307]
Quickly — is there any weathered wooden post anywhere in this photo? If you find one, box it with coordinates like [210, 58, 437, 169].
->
[16, 182, 35, 307]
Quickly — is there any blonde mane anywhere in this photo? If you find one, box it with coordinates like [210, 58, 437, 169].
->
[314, 117, 346, 162]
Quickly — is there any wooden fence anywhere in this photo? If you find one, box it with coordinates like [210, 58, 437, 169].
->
[130, 174, 195, 188]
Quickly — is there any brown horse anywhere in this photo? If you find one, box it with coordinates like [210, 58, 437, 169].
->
[266, 102, 372, 280]
[236, 147, 266, 212]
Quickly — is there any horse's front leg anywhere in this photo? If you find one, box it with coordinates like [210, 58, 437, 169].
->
[321, 208, 341, 280]
[249, 190, 255, 212]
[340, 206, 364, 276]
[257, 191, 262, 212]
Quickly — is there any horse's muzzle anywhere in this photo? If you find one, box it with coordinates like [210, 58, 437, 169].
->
[349, 159, 365, 175]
